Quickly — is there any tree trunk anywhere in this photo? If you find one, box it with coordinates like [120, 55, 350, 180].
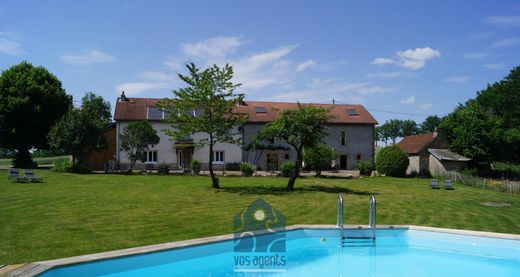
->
[128, 159, 136, 173]
[287, 148, 302, 190]
[208, 135, 219, 188]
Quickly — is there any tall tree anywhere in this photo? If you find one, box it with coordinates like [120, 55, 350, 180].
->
[258, 105, 332, 190]
[160, 63, 247, 188]
[119, 121, 160, 173]
[382, 119, 402, 144]
[0, 61, 71, 167]
[419, 115, 442, 133]
[48, 92, 111, 168]
[399, 119, 419, 137]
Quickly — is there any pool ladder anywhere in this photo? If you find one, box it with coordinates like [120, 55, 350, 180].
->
[337, 194, 377, 247]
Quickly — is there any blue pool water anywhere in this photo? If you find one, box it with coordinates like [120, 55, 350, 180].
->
[39, 228, 520, 276]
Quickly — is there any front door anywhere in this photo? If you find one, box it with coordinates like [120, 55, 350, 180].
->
[339, 155, 347, 170]
[266, 153, 279, 171]
[178, 149, 193, 168]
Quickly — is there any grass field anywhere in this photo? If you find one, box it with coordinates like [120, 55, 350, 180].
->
[1, 170, 519, 264]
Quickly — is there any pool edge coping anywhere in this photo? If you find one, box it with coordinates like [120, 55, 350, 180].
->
[5, 225, 520, 277]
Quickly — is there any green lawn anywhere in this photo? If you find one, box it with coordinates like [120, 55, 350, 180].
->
[1, 170, 519, 264]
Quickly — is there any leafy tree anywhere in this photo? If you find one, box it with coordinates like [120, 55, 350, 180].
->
[380, 119, 401, 144]
[303, 144, 338, 177]
[0, 61, 71, 167]
[48, 92, 111, 168]
[258, 105, 332, 190]
[441, 66, 520, 163]
[376, 145, 409, 177]
[160, 63, 247, 188]
[399, 119, 418, 137]
[419, 115, 442, 133]
[119, 121, 160, 173]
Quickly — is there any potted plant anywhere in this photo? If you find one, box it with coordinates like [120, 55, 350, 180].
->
[191, 160, 201, 175]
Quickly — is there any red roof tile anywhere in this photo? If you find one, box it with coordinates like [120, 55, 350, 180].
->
[114, 98, 378, 125]
[398, 133, 435, 154]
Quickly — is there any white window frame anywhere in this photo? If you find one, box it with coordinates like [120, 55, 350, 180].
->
[145, 150, 158, 164]
[213, 151, 225, 164]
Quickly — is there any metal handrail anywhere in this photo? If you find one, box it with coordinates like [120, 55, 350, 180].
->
[337, 194, 344, 241]
[369, 195, 376, 240]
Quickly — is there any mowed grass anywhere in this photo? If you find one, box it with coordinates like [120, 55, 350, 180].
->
[1, 170, 519, 264]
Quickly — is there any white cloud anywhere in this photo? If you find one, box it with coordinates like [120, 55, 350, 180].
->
[485, 15, 520, 27]
[296, 60, 316, 72]
[0, 32, 25, 56]
[163, 55, 184, 71]
[115, 82, 171, 96]
[181, 36, 246, 59]
[443, 76, 470, 83]
[400, 96, 416, 104]
[493, 37, 520, 47]
[137, 71, 177, 82]
[59, 50, 116, 65]
[371, 47, 441, 70]
[417, 103, 433, 110]
[371, 57, 394, 65]
[483, 63, 504, 69]
[463, 52, 491, 59]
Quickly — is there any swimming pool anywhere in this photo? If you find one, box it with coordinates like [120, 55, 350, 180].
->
[30, 226, 520, 277]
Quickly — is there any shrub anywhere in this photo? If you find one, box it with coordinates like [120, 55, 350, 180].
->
[52, 159, 71, 173]
[157, 163, 170, 174]
[356, 160, 373, 176]
[191, 160, 201, 174]
[240, 162, 255, 176]
[226, 162, 241, 171]
[281, 162, 295, 177]
[375, 145, 409, 177]
[462, 167, 479, 177]
[303, 144, 338, 176]
[69, 164, 90, 174]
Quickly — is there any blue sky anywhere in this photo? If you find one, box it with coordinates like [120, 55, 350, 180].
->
[1, 0, 519, 124]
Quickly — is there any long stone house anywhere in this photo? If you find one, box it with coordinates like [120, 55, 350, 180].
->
[113, 94, 378, 171]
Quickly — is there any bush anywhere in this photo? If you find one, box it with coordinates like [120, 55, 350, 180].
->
[157, 163, 170, 174]
[375, 145, 409, 177]
[191, 160, 201, 174]
[462, 167, 479, 177]
[226, 162, 241, 171]
[52, 159, 71, 173]
[281, 162, 295, 177]
[356, 160, 373, 176]
[69, 164, 90, 174]
[240, 162, 255, 176]
[303, 144, 338, 176]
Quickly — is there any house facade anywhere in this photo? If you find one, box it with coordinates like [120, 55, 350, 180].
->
[113, 95, 378, 171]
[398, 129, 471, 176]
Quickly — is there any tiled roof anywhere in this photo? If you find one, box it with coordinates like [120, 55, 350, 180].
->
[114, 98, 378, 125]
[397, 133, 435, 154]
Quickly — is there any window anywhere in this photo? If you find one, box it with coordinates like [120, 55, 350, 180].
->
[340, 131, 346, 146]
[144, 150, 158, 163]
[255, 107, 267, 113]
[356, 154, 361, 161]
[346, 109, 359, 116]
[269, 137, 275, 144]
[147, 107, 164, 120]
[213, 151, 225, 163]
[284, 153, 290, 160]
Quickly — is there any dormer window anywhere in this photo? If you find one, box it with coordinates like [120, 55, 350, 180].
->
[255, 107, 267, 113]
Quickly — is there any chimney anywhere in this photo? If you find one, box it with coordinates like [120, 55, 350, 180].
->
[433, 127, 448, 148]
[332, 98, 335, 105]
[119, 91, 129, 102]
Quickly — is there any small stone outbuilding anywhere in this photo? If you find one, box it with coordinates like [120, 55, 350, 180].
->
[398, 129, 471, 176]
